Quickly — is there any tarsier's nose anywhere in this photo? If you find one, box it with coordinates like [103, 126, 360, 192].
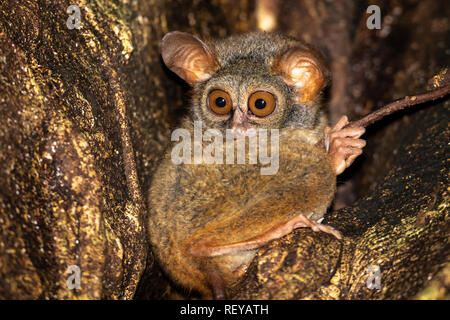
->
[230, 105, 255, 139]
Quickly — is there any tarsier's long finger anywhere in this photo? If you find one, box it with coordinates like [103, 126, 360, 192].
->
[345, 153, 360, 168]
[325, 117, 364, 148]
[330, 137, 366, 149]
[325, 115, 366, 174]
[332, 115, 349, 131]
[329, 127, 365, 139]
[332, 147, 363, 175]
[325, 115, 349, 151]
[333, 158, 346, 175]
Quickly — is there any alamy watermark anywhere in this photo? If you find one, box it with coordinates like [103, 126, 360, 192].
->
[66, 5, 82, 30]
[366, 265, 381, 290]
[66, 264, 81, 290]
[171, 121, 279, 175]
[366, 5, 381, 30]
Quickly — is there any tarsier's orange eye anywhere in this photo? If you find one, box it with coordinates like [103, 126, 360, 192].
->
[248, 91, 276, 117]
[208, 89, 232, 115]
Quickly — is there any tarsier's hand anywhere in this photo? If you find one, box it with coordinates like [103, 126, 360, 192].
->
[325, 116, 366, 175]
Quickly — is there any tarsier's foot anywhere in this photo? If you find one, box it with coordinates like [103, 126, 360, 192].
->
[293, 214, 342, 240]
[324, 115, 366, 175]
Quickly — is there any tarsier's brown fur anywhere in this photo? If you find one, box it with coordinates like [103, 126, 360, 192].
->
[148, 32, 365, 298]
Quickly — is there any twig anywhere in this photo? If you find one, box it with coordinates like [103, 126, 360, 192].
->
[346, 82, 450, 129]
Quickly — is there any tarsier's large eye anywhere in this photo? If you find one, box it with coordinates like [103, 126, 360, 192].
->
[208, 89, 232, 115]
[248, 91, 276, 117]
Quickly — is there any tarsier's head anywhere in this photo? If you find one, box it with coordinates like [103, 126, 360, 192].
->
[161, 31, 329, 136]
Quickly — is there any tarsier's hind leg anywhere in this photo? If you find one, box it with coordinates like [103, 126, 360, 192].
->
[325, 115, 366, 175]
[189, 213, 342, 259]
[193, 214, 341, 299]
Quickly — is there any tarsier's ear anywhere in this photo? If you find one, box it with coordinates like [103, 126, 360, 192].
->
[272, 47, 329, 103]
[161, 31, 219, 85]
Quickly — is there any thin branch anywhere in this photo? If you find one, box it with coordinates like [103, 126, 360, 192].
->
[346, 83, 450, 129]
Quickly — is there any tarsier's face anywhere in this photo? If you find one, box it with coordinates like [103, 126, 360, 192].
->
[194, 60, 293, 133]
[161, 31, 329, 136]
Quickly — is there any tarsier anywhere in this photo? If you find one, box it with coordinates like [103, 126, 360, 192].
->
[148, 31, 367, 299]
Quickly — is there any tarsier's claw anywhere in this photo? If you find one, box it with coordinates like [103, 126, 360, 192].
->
[325, 115, 366, 175]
